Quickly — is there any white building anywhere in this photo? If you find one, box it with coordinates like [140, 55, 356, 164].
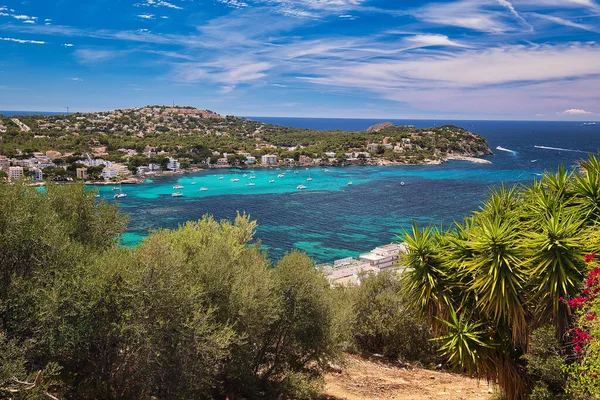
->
[245, 156, 256, 164]
[167, 157, 180, 171]
[31, 167, 43, 181]
[261, 154, 278, 165]
[8, 166, 24, 181]
[359, 243, 407, 271]
[0, 155, 9, 171]
[322, 257, 379, 286]
[101, 167, 120, 180]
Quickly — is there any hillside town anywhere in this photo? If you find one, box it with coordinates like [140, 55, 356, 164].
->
[0, 106, 492, 183]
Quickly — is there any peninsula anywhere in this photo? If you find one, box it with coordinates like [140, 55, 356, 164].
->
[0, 106, 492, 183]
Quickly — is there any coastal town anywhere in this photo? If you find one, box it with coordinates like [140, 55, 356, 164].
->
[0, 106, 492, 183]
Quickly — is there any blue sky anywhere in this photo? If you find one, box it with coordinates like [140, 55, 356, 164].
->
[0, 0, 599, 119]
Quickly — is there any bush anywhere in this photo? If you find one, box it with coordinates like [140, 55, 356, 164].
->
[351, 271, 438, 364]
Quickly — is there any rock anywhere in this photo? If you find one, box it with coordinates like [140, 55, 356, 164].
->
[367, 122, 394, 133]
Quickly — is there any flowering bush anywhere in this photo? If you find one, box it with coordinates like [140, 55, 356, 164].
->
[565, 254, 600, 399]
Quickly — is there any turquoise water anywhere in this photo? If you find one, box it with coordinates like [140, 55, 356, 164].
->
[92, 119, 600, 263]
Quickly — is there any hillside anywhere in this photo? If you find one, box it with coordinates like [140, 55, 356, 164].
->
[0, 106, 492, 178]
[322, 355, 493, 400]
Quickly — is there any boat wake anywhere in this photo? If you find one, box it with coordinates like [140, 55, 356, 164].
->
[496, 146, 518, 155]
[534, 145, 589, 154]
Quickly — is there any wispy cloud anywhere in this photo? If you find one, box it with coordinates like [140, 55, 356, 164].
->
[0, 36, 45, 44]
[135, 0, 183, 10]
[137, 13, 155, 19]
[70, 77, 83, 81]
[496, 0, 533, 30]
[562, 108, 592, 115]
[63, 43, 74, 47]
[529, 12, 599, 32]
[74, 48, 121, 63]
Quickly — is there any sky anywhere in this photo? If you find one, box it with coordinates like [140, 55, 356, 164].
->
[0, 0, 599, 120]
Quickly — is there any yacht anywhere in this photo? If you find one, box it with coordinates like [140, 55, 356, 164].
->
[249, 175, 256, 179]
[114, 193, 127, 199]
[278, 173, 285, 178]
[269, 179, 275, 183]
[294, 170, 299, 174]
[246, 182, 255, 187]
[243, 173, 247, 177]
[297, 185, 307, 190]
[173, 185, 184, 189]
[307, 177, 313, 181]
[199, 187, 208, 191]
[230, 178, 239, 182]
[172, 192, 183, 197]
[112, 186, 120, 191]
[400, 181, 405, 186]
[191, 181, 197, 185]
[347, 181, 353, 186]
[218, 176, 224, 180]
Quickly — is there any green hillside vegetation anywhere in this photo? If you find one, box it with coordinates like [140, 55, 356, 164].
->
[0, 107, 491, 167]
[2, 154, 600, 399]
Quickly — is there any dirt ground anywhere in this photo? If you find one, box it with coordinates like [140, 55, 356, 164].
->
[321, 354, 494, 400]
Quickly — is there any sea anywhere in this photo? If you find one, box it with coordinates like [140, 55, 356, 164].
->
[4, 111, 599, 264]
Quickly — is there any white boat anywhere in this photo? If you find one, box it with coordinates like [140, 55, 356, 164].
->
[243, 174, 247, 177]
[347, 181, 353, 186]
[249, 175, 256, 179]
[191, 181, 197, 185]
[307, 177, 313, 181]
[172, 192, 183, 197]
[230, 178, 239, 182]
[400, 181, 405, 186]
[173, 185, 184, 189]
[114, 193, 127, 199]
[297, 185, 306, 190]
[246, 182, 255, 186]
[278, 174, 285, 178]
[95, 194, 101, 198]
[269, 179, 275, 183]
[199, 187, 208, 191]
[324, 168, 329, 172]
[286, 169, 291, 172]
[112, 187, 120, 191]
[218, 176, 224, 180]
[294, 171, 299, 174]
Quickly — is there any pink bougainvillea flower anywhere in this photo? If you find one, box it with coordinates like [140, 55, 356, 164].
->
[584, 254, 597, 263]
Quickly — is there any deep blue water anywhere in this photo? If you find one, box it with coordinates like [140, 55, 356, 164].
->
[93, 118, 598, 263]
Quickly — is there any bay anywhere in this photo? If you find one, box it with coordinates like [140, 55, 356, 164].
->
[91, 118, 600, 263]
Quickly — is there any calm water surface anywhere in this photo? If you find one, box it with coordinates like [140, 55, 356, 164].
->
[90, 119, 600, 263]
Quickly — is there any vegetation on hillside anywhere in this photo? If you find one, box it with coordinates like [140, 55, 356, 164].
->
[2, 154, 600, 399]
[0, 107, 491, 170]
[402, 154, 600, 399]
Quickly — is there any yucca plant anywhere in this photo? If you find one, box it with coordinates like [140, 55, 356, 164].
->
[401, 222, 452, 331]
[525, 208, 586, 337]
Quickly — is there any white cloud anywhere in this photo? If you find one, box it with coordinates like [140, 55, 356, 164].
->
[0, 36, 45, 44]
[63, 43, 74, 47]
[529, 13, 599, 32]
[75, 49, 121, 63]
[135, 0, 183, 10]
[137, 13, 155, 19]
[411, 0, 524, 33]
[404, 34, 467, 48]
[496, 0, 533, 30]
[174, 61, 272, 84]
[562, 108, 592, 115]
[70, 77, 83, 81]
[217, 0, 250, 8]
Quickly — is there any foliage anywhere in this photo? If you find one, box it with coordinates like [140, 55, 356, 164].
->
[401, 153, 600, 399]
[522, 326, 568, 400]
[351, 271, 439, 363]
